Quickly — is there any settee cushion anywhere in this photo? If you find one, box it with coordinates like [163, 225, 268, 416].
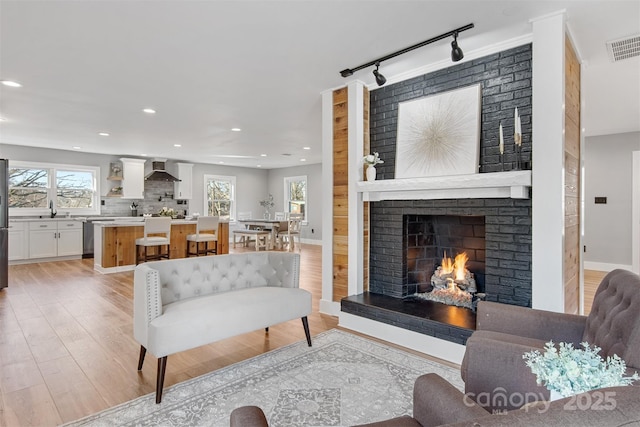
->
[148, 286, 311, 356]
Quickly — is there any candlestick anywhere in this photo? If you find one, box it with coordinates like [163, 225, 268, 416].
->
[499, 123, 504, 155]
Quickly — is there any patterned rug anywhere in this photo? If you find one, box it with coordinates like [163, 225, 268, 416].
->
[64, 329, 463, 427]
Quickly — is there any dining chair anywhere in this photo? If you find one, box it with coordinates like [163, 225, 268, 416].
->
[274, 211, 286, 220]
[275, 220, 289, 249]
[135, 217, 172, 264]
[285, 213, 303, 252]
[186, 216, 219, 257]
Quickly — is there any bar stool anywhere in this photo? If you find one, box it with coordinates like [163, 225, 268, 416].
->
[186, 216, 219, 257]
[135, 217, 172, 265]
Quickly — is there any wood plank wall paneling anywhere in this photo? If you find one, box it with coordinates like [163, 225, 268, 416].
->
[331, 85, 370, 301]
[564, 35, 581, 314]
[333, 87, 349, 301]
[363, 88, 370, 292]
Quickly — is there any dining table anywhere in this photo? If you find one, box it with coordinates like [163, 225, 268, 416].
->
[237, 219, 287, 250]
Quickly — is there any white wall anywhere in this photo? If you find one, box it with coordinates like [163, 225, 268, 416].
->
[267, 163, 322, 241]
[584, 132, 640, 269]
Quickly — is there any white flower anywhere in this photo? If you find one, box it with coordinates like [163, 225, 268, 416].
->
[523, 341, 639, 397]
[363, 152, 384, 166]
[259, 194, 275, 209]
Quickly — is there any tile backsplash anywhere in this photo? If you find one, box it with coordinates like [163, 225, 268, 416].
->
[101, 181, 188, 217]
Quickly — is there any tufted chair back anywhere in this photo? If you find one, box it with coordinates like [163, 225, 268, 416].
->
[145, 252, 300, 306]
[582, 269, 640, 370]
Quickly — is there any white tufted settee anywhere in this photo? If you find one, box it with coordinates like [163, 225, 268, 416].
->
[133, 252, 312, 403]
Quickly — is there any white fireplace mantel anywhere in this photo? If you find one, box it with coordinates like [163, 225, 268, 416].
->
[356, 170, 532, 201]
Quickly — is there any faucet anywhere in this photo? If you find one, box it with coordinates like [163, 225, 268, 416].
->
[49, 200, 57, 218]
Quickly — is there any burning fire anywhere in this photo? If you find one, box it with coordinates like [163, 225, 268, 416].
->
[440, 251, 469, 282]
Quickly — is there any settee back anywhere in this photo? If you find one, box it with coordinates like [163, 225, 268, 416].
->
[140, 252, 301, 306]
[583, 269, 640, 370]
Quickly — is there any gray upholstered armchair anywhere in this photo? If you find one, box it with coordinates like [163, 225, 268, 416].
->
[461, 269, 640, 412]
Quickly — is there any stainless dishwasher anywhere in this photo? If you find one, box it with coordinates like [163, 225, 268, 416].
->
[82, 218, 115, 258]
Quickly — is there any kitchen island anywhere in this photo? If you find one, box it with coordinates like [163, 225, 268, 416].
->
[94, 218, 229, 273]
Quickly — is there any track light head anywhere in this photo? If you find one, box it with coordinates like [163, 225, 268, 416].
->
[340, 68, 354, 78]
[373, 62, 386, 86]
[451, 32, 464, 62]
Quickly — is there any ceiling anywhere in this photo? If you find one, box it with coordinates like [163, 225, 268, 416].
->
[1, 0, 639, 169]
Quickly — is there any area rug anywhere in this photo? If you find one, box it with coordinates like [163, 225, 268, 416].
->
[64, 329, 463, 427]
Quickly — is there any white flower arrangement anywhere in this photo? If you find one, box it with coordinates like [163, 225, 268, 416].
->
[158, 207, 175, 217]
[523, 341, 639, 398]
[363, 152, 384, 166]
[259, 194, 275, 209]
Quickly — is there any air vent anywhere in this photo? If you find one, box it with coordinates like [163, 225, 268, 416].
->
[606, 34, 640, 62]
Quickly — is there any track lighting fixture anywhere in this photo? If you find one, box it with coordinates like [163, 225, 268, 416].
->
[451, 32, 464, 62]
[372, 62, 386, 86]
[339, 23, 473, 86]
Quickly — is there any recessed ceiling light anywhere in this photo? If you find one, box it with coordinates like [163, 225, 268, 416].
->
[257, 165, 262, 168]
[140, 153, 147, 156]
[219, 161, 224, 164]
[143, 108, 156, 114]
[174, 144, 182, 147]
[303, 146, 311, 150]
[98, 132, 109, 136]
[72, 146, 82, 150]
[0, 117, 6, 122]
[260, 154, 267, 157]
[1, 80, 22, 88]
[300, 158, 307, 162]
[231, 128, 241, 132]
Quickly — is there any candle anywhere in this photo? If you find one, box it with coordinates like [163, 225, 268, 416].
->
[516, 115, 522, 136]
[499, 123, 504, 154]
[514, 107, 519, 134]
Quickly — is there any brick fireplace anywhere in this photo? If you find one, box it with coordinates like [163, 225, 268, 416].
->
[341, 43, 533, 345]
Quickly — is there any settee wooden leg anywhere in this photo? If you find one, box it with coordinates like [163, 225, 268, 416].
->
[137, 346, 147, 370]
[265, 327, 269, 333]
[301, 316, 312, 346]
[156, 356, 168, 404]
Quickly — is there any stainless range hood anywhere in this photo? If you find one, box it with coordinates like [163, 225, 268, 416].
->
[145, 160, 180, 182]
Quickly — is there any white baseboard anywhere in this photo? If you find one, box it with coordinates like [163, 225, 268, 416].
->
[319, 299, 341, 316]
[338, 312, 465, 366]
[583, 261, 632, 272]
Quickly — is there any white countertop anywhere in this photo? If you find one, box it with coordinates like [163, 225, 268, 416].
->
[9, 217, 86, 222]
[93, 219, 198, 227]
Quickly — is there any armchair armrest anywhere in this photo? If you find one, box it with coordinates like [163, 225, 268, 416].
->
[461, 333, 550, 411]
[230, 406, 269, 427]
[476, 301, 586, 344]
[412, 374, 488, 427]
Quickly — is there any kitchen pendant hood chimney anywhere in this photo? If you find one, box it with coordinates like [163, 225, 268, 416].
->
[144, 159, 181, 182]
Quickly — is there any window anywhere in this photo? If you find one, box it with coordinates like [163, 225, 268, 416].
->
[8, 161, 100, 215]
[284, 175, 307, 222]
[205, 174, 236, 220]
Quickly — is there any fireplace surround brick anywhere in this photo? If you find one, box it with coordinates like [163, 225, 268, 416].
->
[344, 44, 534, 344]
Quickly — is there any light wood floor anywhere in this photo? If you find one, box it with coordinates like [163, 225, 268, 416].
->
[1, 247, 605, 427]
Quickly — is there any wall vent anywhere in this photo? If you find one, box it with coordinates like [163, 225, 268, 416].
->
[606, 34, 640, 62]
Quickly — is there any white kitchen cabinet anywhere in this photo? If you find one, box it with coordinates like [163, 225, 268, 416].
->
[29, 221, 58, 258]
[56, 221, 83, 256]
[120, 158, 146, 199]
[174, 162, 193, 200]
[28, 220, 82, 259]
[8, 221, 27, 260]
